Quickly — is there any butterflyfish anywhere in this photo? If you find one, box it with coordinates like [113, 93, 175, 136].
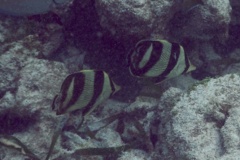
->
[128, 39, 196, 84]
[52, 70, 121, 116]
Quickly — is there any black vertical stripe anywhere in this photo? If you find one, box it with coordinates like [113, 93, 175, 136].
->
[59, 74, 75, 106]
[154, 42, 181, 82]
[82, 70, 105, 116]
[64, 72, 85, 111]
[51, 95, 58, 110]
[129, 41, 149, 76]
[182, 50, 190, 74]
[130, 41, 163, 76]
[134, 41, 152, 68]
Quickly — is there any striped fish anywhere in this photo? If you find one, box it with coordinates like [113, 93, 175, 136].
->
[128, 39, 196, 83]
[52, 70, 120, 115]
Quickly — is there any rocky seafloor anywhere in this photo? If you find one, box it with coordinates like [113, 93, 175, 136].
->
[0, 0, 240, 160]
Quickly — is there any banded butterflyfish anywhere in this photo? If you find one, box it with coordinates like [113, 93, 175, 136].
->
[52, 70, 120, 116]
[128, 39, 196, 84]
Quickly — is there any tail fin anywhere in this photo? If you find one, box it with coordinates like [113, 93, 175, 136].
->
[186, 63, 196, 73]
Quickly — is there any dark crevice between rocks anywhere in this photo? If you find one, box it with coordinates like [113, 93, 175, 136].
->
[212, 24, 240, 57]
[0, 108, 39, 135]
[0, 91, 5, 99]
[191, 63, 216, 80]
[63, 0, 102, 52]
[150, 119, 161, 149]
[204, 114, 226, 129]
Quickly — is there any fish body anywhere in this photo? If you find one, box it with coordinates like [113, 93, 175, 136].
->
[0, 0, 69, 16]
[128, 39, 196, 83]
[52, 70, 120, 116]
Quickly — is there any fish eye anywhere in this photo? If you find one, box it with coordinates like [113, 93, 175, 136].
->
[132, 53, 139, 63]
[137, 46, 145, 54]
